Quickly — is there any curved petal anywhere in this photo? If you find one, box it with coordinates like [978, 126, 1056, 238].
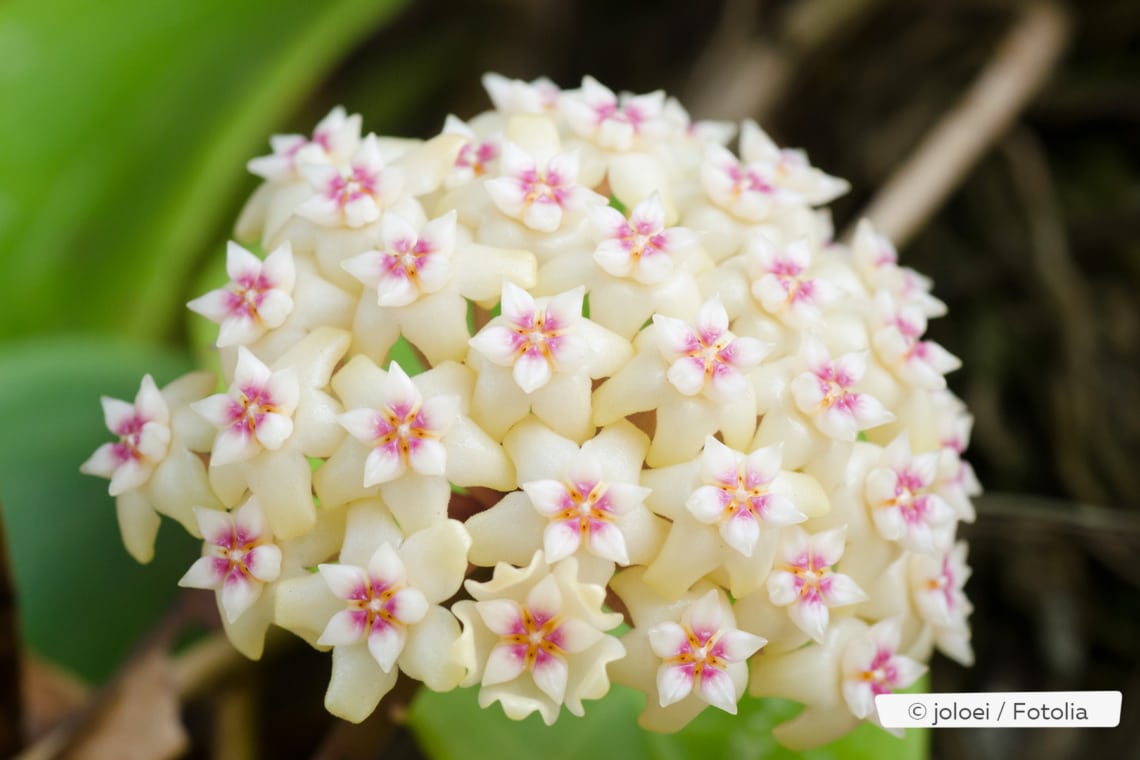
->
[656, 662, 694, 707]
[532, 651, 569, 704]
[318, 609, 368, 647]
[367, 621, 407, 673]
[698, 666, 739, 714]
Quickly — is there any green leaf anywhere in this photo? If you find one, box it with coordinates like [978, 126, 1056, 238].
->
[409, 681, 928, 760]
[0, 0, 406, 341]
[0, 337, 201, 681]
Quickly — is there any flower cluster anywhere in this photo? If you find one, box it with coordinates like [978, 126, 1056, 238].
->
[81, 74, 978, 748]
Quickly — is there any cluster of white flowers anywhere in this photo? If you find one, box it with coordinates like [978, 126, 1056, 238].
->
[81, 73, 978, 748]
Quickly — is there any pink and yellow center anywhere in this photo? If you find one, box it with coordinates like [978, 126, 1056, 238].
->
[664, 625, 727, 684]
[551, 480, 614, 537]
[499, 607, 567, 671]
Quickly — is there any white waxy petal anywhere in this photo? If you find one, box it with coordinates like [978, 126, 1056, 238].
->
[194, 507, 234, 546]
[652, 315, 695, 358]
[843, 680, 875, 720]
[341, 251, 383, 289]
[686, 486, 727, 524]
[543, 520, 582, 563]
[634, 248, 673, 284]
[788, 596, 829, 641]
[319, 563, 370, 601]
[211, 427, 258, 466]
[384, 363, 422, 412]
[477, 598, 524, 637]
[685, 590, 725, 637]
[109, 459, 150, 496]
[245, 545, 282, 583]
[179, 556, 225, 590]
[850, 393, 894, 432]
[101, 397, 137, 434]
[720, 510, 760, 556]
[594, 239, 635, 278]
[811, 527, 848, 567]
[80, 443, 118, 480]
[789, 371, 826, 413]
[364, 446, 406, 486]
[225, 242, 263, 282]
[820, 573, 866, 607]
[482, 644, 529, 686]
[339, 409, 382, 444]
[552, 617, 604, 654]
[344, 195, 381, 228]
[408, 438, 447, 476]
[666, 357, 707, 396]
[256, 289, 293, 329]
[376, 272, 418, 307]
[586, 521, 630, 565]
[318, 609, 368, 647]
[759, 493, 806, 526]
[233, 347, 272, 390]
[600, 483, 650, 516]
[656, 662, 694, 707]
[891, 655, 928, 690]
[544, 287, 585, 330]
[532, 653, 569, 704]
[389, 587, 429, 626]
[469, 325, 520, 366]
[716, 629, 766, 661]
[523, 480, 572, 516]
[368, 622, 407, 673]
[525, 573, 563, 623]
[523, 197, 563, 232]
[743, 445, 781, 484]
[367, 543, 406, 588]
[698, 666, 739, 714]
[700, 437, 741, 485]
[766, 569, 799, 607]
[191, 393, 237, 429]
[254, 412, 293, 450]
[694, 297, 729, 337]
[727, 336, 769, 369]
[485, 176, 529, 219]
[418, 394, 460, 434]
[647, 621, 688, 658]
[513, 351, 553, 393]
[220, 573, 262, 623]
[187, 289, 232, 324]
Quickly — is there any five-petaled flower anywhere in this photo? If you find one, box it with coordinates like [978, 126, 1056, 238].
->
[188, 241, 296, 347]
[789, 338, 893, 441]
[865, 433, 957, 553]
[191, 347, 300, 465]
[485, 140, 585, 232]
[686, 437, 806, 557]
[179, 497, 282, 623]
[469, 282, 588, 393]
[648, 589, 766, 714]
[591, 192, 681, 284]
[560, 76, 667, 152]
[522, 448, 651, 565]
[654, 297, 768, 400]
[247, 105, 362, 181]
[298, 134, 404, 228]
[317, 543, 430, 672]
[841, 619, 927, 724]
[748, 236, 838, 327]
[766, 526, 866, 642]
[339, 361, 459, 486]
[342, 212, 456, 308]
[81, 374, 171, 496]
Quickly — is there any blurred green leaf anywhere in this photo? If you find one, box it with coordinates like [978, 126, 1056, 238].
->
[0, 0, 405, 341]
[410, 682, 928, 760]
[0, 337, 200, 681]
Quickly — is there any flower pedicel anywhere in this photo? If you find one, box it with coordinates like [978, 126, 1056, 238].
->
[82, 73, 978, 748]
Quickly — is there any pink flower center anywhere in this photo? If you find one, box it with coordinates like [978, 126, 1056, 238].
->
[549, 480, 616, 539]
[784, 552, 834, 604]
[111, 413, 148, 464]
[345, 576, 404, 634]
[496, 606, 568, 672]
[209, 526, 261, 586]
[506, 308, 568, 366]
[663, 624, 729, 685]
[858, 648, 901, 696]
[727, 163, 774, 195]
[327, 165, 379, 208]
[517, 167, 570, 208]
[374, 397, 438, 465]
[456, 140, 499, 176]
[381, 237, 436, 285]
[713, 468, 772, 523]
[222, 271, 274, 320]
[814, 363, 858, 413]
[227, 384, 280, 436]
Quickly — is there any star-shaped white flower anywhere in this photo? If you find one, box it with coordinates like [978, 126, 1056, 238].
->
[81, 374, 171, 496]
[485, 140, 586, 232]
[298, 134, 404, 228]
[654, 297, 768, 401]
[685, 437, 806, 557]
[247, 105, 362, 181]
[191, 347, 300, 465]
[443, 114, 500, 187]
[560, 75, 667, 152]
[338, 361, 460, 486]
[648, 589, 766, 714]
[590, 192, 686, 284]
[188, 241, 296, 347]
[522, 448, 651, 565]
[179, 498, 282, 623]
[841, 619, 927, 723]
[871, 291, 961, 390]
[865, 433, 957, 552]
[748, 237, 840, 327]
[482, 72, 561, 114]
[469, 282, 589, 393]
[766, 526, 867, 642]
[341, 211, 456, 308]
[317, 543, 430, 672]
[909, 541, 974, 665]
[789, 338, 894, 441]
